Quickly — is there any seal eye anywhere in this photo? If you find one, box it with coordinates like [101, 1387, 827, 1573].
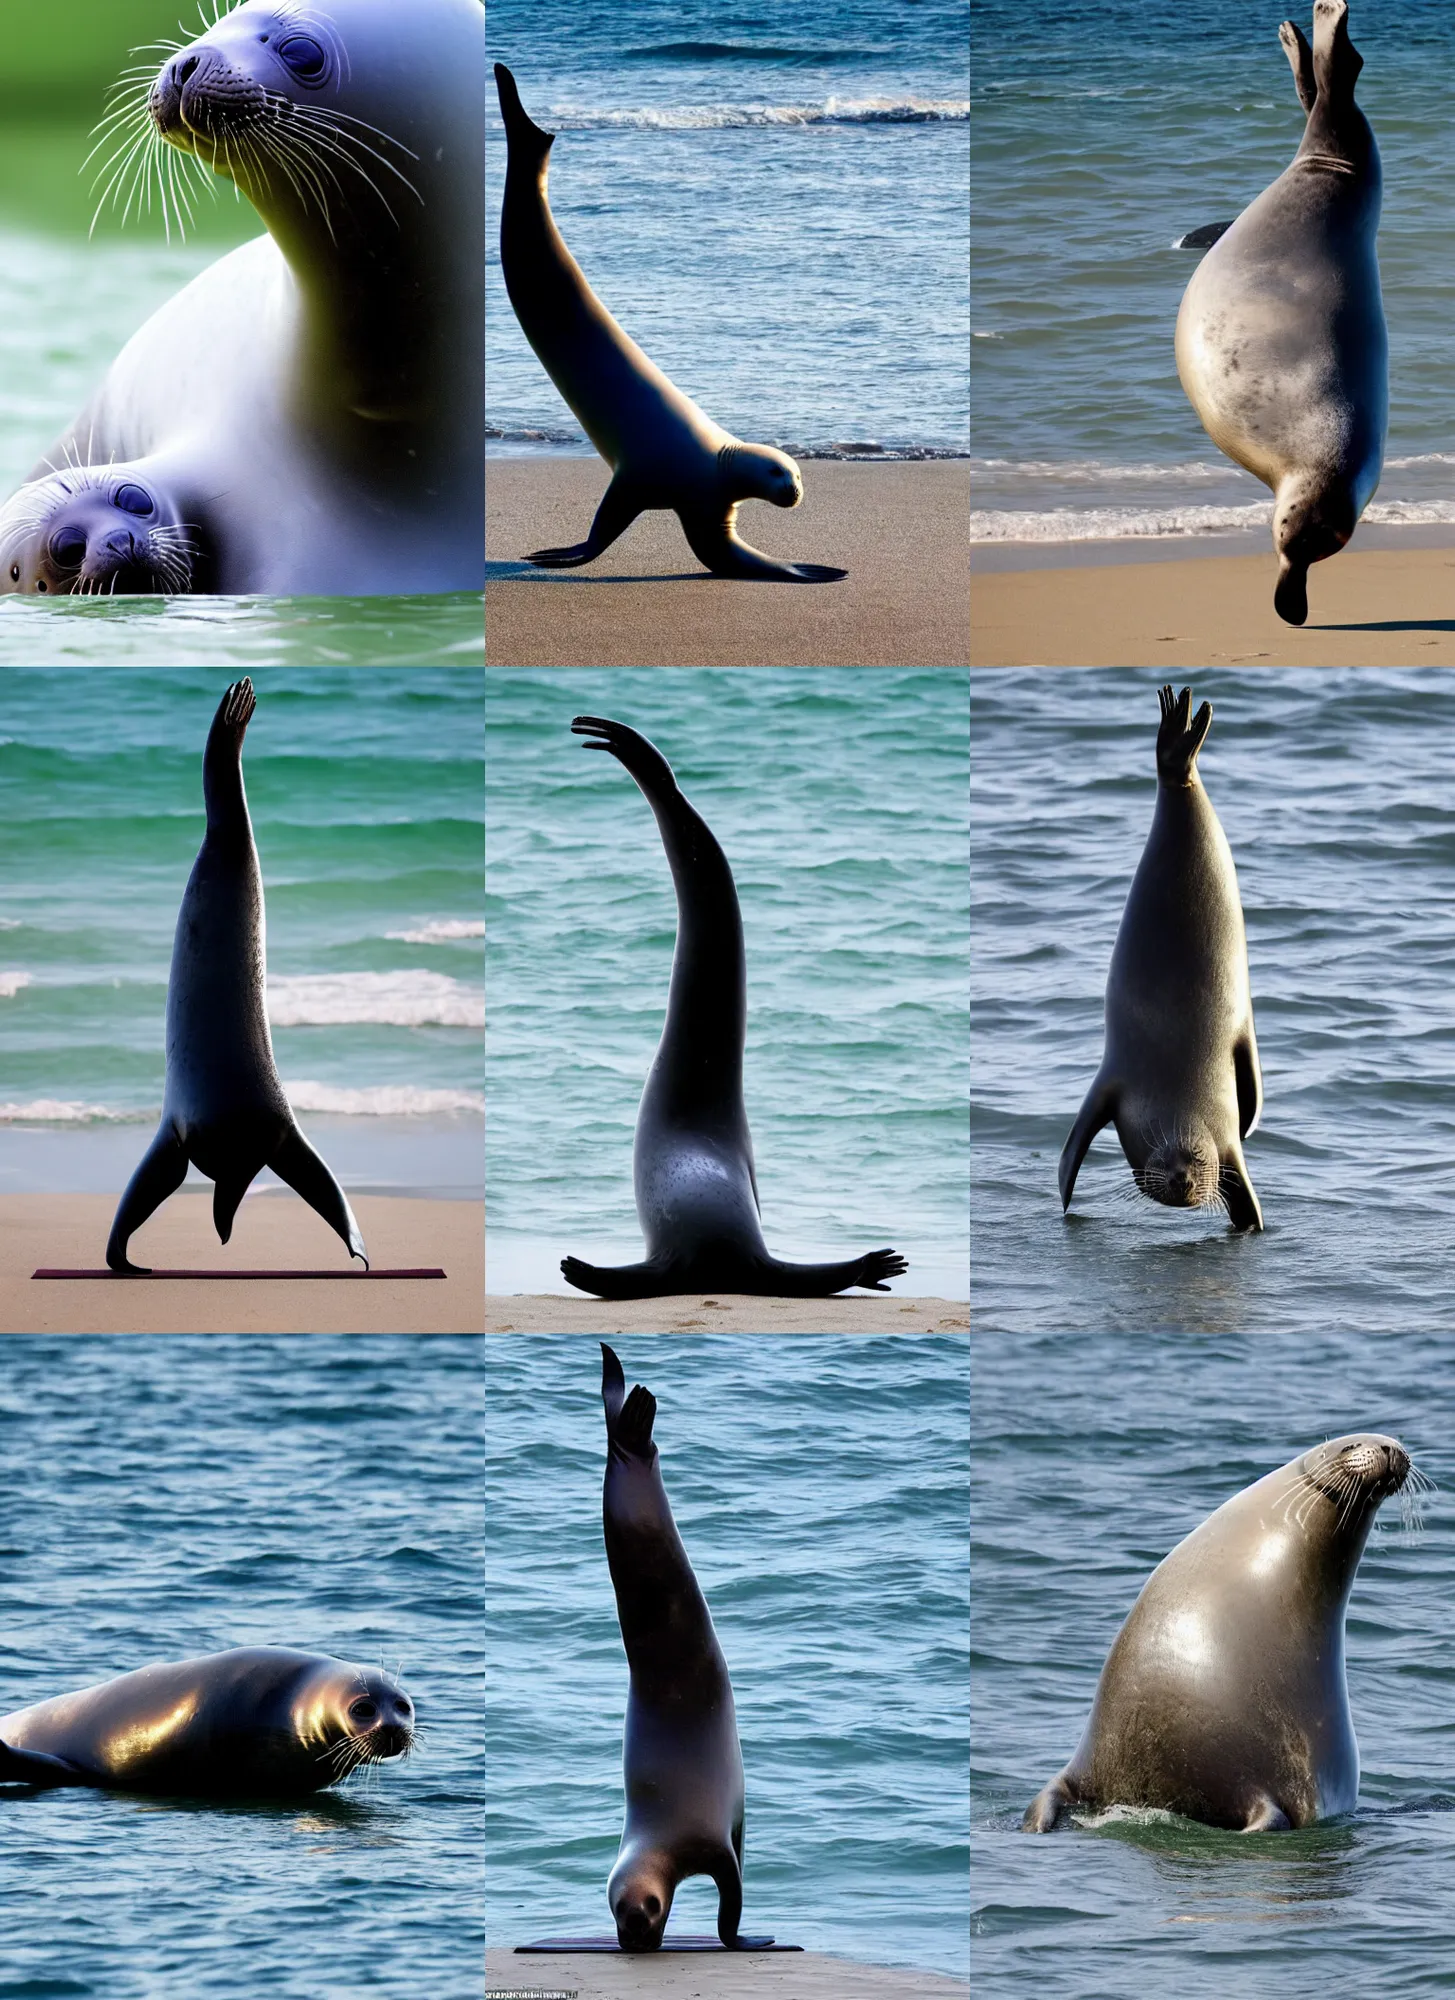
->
[8, 564, 17, 582]
[114, 484, 154, 517]
[49, 527, 88, 570]
[277, 35, 328, 81]
[349, 1697, 379, 1724]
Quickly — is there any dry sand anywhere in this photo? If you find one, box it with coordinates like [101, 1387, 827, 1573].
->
[486, 460, 969, 667]
[3, 1192, 484, 1333]
[484, 1294, 969, 1334]
[971, 536, 1455, 665]
[485, 1947, 968, 1998]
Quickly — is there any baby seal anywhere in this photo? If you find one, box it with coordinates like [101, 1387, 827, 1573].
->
[0, 466, 204, 597]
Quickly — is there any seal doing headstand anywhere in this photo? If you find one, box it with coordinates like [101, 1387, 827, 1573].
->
[494, 64, 845, 583]
[560, 716, 906, 1300]
[106, 679, 367, 1274]
[1060, 685, 1263, 1232]
[0, 1648, 413, 1796]
[1024, 1434, 1418, 1832]
[1175, 2, 1386, 626]
[601, 1344, 756, 1951]
[0, 0, 484, 597]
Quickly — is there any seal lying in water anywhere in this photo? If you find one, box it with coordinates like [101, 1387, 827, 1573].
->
[560, 716, 906, 1300]
[1175, 1, 1386, 626]
[494, 63, 845, 583]
[106, 678, 367, 1274]
[0, 0, 484, 598]
[1060, 685, 1264, 1232]
[601, 1344, 753, 1950]
[0, 1648, 413, 1796]
[1024, 1434, 1417, 1832]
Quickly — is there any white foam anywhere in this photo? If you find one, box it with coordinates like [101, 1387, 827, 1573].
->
[283, 1081, 485, 1116]
[0, 1098, 133, 1124]
[972, 496, 1455, 542]
[384, 919, 486, 945]
[0, 971, 31, 998]
[524, 97, 970, 130]
[267, 971, 484, 1029]
[0, 918, 20, 930]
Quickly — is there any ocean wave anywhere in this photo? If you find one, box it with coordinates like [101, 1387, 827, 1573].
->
[972, 496, 1455, 542]
[385, 919, 486, 945]
[267, 972, 484, 1029]
[0, 917, 19, 930]
[513, 98, 969, 131]
[622, 42, 877, 63]
[0, 971, 31, 998]
[0, 1098, 136, 1124]
[283, 1081, 485, 1116]
[971, 456, 1255, 486]
[488, 424, 968, 460]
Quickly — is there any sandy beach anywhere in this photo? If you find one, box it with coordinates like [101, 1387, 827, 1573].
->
[485, 1948, 968, 1998]
[484, 1294, 969, 1333]
[971, 534, 1455, 665]
[485, 460, 969, 667]
[3, 1192, 484, 1333]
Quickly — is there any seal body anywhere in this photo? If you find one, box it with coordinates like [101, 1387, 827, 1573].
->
[1024, 1434, 1413, 1833]
[0, 0, 484, 597]
[494, 63, 844, 583]
[1175, 2, 1386, 625]
[600, 1345, 746, 1950]
[105, 679, 367, 1273]
[559, 716, 905, 1299]
[0, 1648, 414, 1796]
[1059, 684, 1263, 1232]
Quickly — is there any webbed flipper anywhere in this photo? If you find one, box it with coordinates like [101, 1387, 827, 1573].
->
[106, 1121, 189, 1273]
[679, 507, 847, 583]
[269, 1124, 368, 1266]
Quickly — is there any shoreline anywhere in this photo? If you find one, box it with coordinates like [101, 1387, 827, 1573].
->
[485, 1946, 968, 1997]
[485, 1294, 969, 1333]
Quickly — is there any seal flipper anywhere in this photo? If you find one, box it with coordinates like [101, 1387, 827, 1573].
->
[494, 62, 555, 161]
[1175, 220, 1235, 251]
[1219, 1144, 1264, 1233]
[268, 1124, 368, 1267]
[755, 1249, 907, 1297]
[678, 508, 847, 584]
[526, 474, 645, 568]
[1243, 1794, 1292, 1833]
[1234, 1028, 1263, 1138]
[1280, 18, 1317, 114]
[712, 1842, 745, 1949]
[0, 1738, 91, 1787]
[563, 1254, 675, 1300]
[212, 1170, 258, 1247]
[1059, 1076, 1117, 1212]
[1155, 684, 1213, 781]
[1022, 1772, 1077, 1833]
[600, 1343, 658, 1459]
[1311, 0, 1362, 103]
[106, 1120, 189, 1273]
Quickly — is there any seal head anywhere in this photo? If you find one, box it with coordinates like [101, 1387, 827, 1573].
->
[1, 469, 201, 597]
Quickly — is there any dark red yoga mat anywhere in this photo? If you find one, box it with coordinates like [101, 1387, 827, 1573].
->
[517, 1936, 797, 1953]
[33, 1268, 447, 1280]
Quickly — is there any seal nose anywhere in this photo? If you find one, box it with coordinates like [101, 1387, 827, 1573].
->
[172, 53, 201, 89]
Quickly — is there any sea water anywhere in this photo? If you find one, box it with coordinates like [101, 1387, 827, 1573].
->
[0, 1334, 485, 2000]
[486, 0, 970, 459]
[971, 0, 1455, 542]
[0, 667, 483, 1196]
[971, 667, 1455, 1334]
[486, 1334, 970, 1979]
[485, 668, 970, 1297]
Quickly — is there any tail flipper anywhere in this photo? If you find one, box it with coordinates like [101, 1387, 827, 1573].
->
[106, 1121, 189, 1273]
[269, 1124, 368, 1267]
[494, 63, 555, 160]
[1175, 220, 1234, 250]
[1279, 18, 1317, 112]
[212, 1172, 256, 1246]
[1155, 684, 1212, 781]
[601, 1344, 657, 1460]
[679, 509, 847, 583]
[562, 1253, 677, 1301]
[0, 1739, 90, 1787]
[1312, 0, 1362, 102]
[756, 1249, 907, 1296]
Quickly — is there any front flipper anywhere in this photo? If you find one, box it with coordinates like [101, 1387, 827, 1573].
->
[1175, 220, 1235, 250]
[561, 1254, 674, 1300]
[1279, 18, 1317, 113]
[526, 474, 644, 568]
[755, 1249, 907, 1297]
[1022, 1772, 1077, 1832]
[679, 507, 847, 583]
[1219, 1145, 1264, 1233]
[106, 1120, 189, 1273]
[1059, 1076, 1117, 1212]
[712, 1842, 745, 1950]
[268, 1124, 368, 1267]
[0, 1738, 92, 1787]
[1274, 554, 1309, 627]
[1234, 1027, 1263, 1138]
[1243, 1794, 1292, 1833]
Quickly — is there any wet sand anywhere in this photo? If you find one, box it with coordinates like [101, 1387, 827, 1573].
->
[485, 1947, 968, 1997]
[484, 1294, 969, 1333]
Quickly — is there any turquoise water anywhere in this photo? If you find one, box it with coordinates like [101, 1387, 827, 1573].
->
[974, 1328, 1455, 1994]
[486, 1335, 970, 1978]
[0, 667, 483, 1193]
[0, 1334, 484, 1999]
[485, 669, 970, 1296]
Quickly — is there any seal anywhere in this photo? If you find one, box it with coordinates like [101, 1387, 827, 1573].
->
[0, 0, 484, 597]
[1, 464, 209, 597]
[0, 1647, 414, 1796]
[560, 716, 906, 1299]
[106, 678, 368, 1274]
[601, 1344, 750, 1951]
[1023, 1433, 1416, 1832]
[1175, 2, 1386, 626]
[1059, 685, 1263, 1232]
[493, 63, 845, 584]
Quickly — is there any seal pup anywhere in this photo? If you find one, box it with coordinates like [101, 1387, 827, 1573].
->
[0, 1648, 413, 1796]
[494, 64, 845, 584]
[560, 716, 906, 1299]
[1175, 1, 1386, 626]
[1, 465, 207, 597]
[1024, 1434, 1417, 1832]
[106, 679, 367, 1274]
[1060, 685, 1263, 1232]
[601, 1344, 753, 1951]
[0, 0, 484, 597]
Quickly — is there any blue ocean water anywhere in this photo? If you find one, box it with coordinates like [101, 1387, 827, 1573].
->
[485, 669, 970, 1297]
[0, 1334, 484, 2000]
[971, 0, 1455, 541]
[974, 1328, 1455, 1995]
[0, 668, 484, 1194]
[486, 0, 970, 458]
[486, 1335, 970, 1979]
[971, 667, 1455, 1333]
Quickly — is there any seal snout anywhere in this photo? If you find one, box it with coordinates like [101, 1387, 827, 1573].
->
[348, 1688, 415, 1761]
[151, 44, 266, 147]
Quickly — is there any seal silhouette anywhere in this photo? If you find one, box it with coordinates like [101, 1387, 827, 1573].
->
[560, 716, 906, 1300]
[1060, 685, 1263, 1232]
[1024, 1434, 1416, 1833]
[601, 1343, 768, 1951]
[1175, 1, 1386, 626]
[106, 679, 367, 1274]
[0, 0, 484, 597]
[0, 1648, 414, 1796]
[494, 63, 845, 583]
